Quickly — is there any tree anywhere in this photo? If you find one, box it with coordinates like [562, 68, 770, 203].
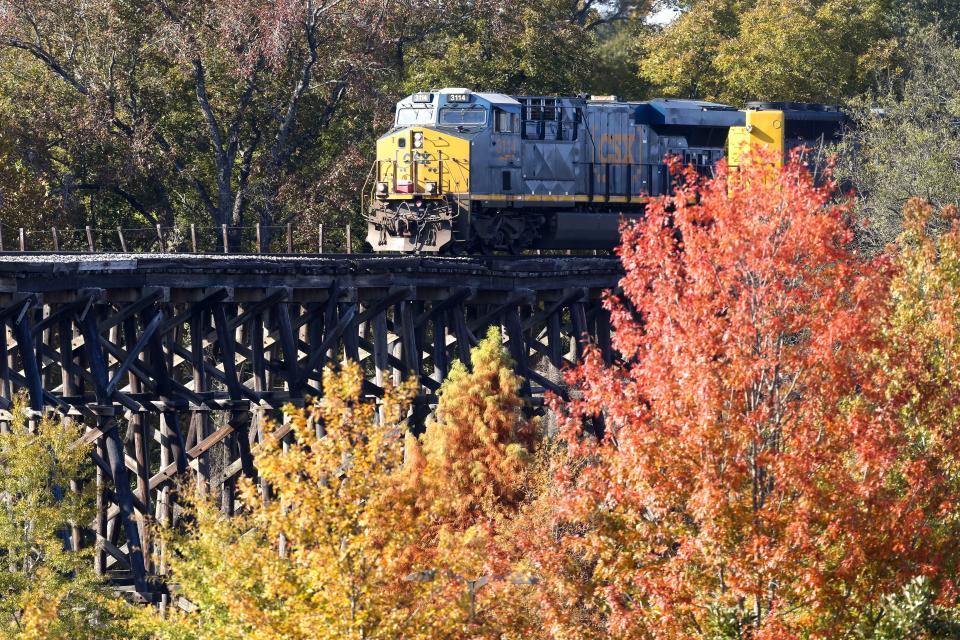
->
[533, 154, 960, 638]
[401, 327, 544, 636]
[639, 0, 895, 104]
[0, 116, 55, 234]
[0, 403, 129, 639]
[133, 364, 484, 639]
[402, 0, 598, 96]
[836, 25, 960, 253]
[415, 327, 540, 522]
[0, 0, 482, 247]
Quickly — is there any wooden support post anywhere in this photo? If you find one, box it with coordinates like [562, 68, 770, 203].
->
[399, 301, 419, 376]
[547, 310, 563, 368]
[346, 224, 352, 254]
[142, 307, 188, 474]
[212, 303, 256, 480]
[373, 311, 389, 389]
[94, 439, 107, 575]
[189, 309, 210, 490]
[341, 301, 360, 363]
[596, 304, 613, 365]
[77, 311, 148, 594]
[69, 478, 82, 551]
[156, 224, 164, 250]
[191, 224, 198, 253]
[286, 223, 293, 253]
[318, 224, 324, 253]
[86, 226, 95, 252]
[19, 228, 25, 252]
[221, 224, 229, 254]
[571, 301, 589, 360]
[0, 328, 9, 429]
[40, 305, 51, 391]
[122, 316, 151, 571]
[12, 309, 44, 413]
[432, 312, 448, 383]
[117, 227, 128, 252]
[256, 223, 263, 254]
[251, 313, 266, 394]
[275, 303, 301, 398]
[504, 307, 530, 397]
[51, 227, 60, 251]
[451, 306, 472, 368]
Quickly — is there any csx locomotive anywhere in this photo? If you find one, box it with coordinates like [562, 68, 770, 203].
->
[363, 88, 845, 253]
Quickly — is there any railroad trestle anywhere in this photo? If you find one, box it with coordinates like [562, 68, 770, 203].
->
[0, 253, 622, 600]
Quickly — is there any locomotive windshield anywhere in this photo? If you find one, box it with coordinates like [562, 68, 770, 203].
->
[439, 107, 486, 126]
[396, 107, 434, 126]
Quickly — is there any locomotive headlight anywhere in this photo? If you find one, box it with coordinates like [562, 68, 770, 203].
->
[376, 182, 388, 195]
[424, 181, 437, 194]
[413, 131, 424, 148]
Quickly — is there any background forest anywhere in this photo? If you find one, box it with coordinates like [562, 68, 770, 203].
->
[0, 0, 958, 249]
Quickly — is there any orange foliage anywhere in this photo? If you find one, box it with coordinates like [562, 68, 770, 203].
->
[402, 327, 543, 637]
[531, 154, 960, 638]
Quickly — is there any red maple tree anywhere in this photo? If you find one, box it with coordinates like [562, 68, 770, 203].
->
[531, 154, 960, 639]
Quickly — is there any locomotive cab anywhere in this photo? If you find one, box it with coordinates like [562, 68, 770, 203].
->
[364, 89, 522, 252]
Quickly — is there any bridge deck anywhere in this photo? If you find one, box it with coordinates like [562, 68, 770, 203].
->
[0, 253, 621, 298]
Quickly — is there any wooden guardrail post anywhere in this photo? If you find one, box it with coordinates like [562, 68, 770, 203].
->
[346, 224, 352, 254]
[51, 227, 60, 251]
[19, 228, 25, 252]
[255, 223, 263, 254]
[117, 227, 128, 252]
[318, 224, 323, 253]
[86, 226, 95, 252]
[286, 223, 293, 253]
[156, 224, 164, 251]
[221, 224, 229, 254]
[190, 224, 198, 253]
[0, 225, 4, 251]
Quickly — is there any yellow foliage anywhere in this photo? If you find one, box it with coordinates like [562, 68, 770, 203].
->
[0, 402, 131, 639]
[134, 364, 476, 639]
[135, 333, 549, 639]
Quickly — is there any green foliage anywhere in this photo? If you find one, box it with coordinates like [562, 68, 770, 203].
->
[0, 402, 128, 639]
[587, 21, 651, 99]
[836, 25, 960, 253]
[640, 0, 895, 104]
[858, 577, 960, 639]
[402, 0, 597, 96]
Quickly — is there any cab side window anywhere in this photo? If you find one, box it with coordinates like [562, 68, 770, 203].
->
[495, 109, 513, 133]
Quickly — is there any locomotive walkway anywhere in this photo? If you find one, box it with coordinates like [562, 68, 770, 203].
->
[0, 252, 622, 601]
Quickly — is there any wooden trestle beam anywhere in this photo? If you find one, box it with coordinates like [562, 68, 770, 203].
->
[0, 253, 622, 600]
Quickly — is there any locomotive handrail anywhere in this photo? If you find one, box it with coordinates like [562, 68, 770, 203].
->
[360, 158, 379, 222]
[447, 156, 469, 196]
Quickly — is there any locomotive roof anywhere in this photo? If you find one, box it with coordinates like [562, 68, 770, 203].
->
[473, 92, 521, 106]
[635, 99, 746, 128]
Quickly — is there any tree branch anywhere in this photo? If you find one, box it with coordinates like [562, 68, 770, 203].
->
[0, 36, 88, 95]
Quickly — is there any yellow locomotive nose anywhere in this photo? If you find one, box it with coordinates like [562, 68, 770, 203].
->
[374, 128, 470, 198]
[365, 124, 471, 253]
